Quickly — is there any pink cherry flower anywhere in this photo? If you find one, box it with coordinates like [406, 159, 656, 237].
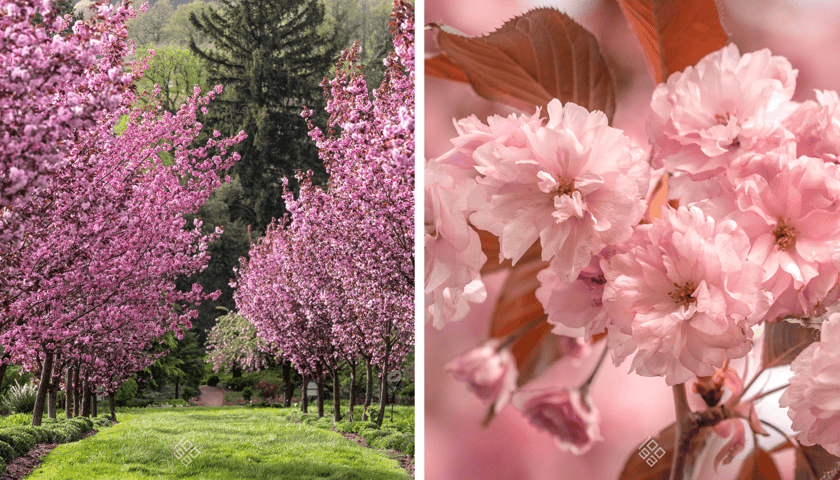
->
[785, 90, 840, 163]
[445, 339, 518, 413]
[469, 99, 649, 282]
[425, 158, 487, 328]
[648, 43, 797, 180]
[512, 387, 601, 455]
[780, 313, 840, 456]
[602, 206, 771, 385]
[536, 254, 609, 340]
[734, 156, 840, 320]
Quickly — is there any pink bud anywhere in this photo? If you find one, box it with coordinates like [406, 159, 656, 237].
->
[445, 339, 517, 412]
[512, 388, 601, 455]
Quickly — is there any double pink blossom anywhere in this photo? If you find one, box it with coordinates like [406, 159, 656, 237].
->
[602, 206, 771, 385]
[469, 100, 649, 282]
[512, 388, 601, 455]
[780, 313, 840, 456]
[445, 339, 518, 413]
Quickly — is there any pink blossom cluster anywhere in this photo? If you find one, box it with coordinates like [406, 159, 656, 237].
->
[429, 43, 840, 456]
[0, 0, 134, 219]
[781, 313, 840, 456]
[649, 43, 840, 322]
[426, 100, 650, 328]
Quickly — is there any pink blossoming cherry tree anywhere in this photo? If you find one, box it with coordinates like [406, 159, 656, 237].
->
[426, 2, 840, 479]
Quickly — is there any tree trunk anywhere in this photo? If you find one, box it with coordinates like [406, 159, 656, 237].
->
[348, 362, 356, 422]
[316, 364, 324, 419]
[92, 392, 98, 417]
[73, 367, 80, 417]
[48, 381, 58, 420]
[375, 324, 393, 427]
[283, 361, 292, 408]
[109, 393, 116, 422]
[300, 372, 308, 413]
[0, 353, 10, 391]
[363, 358, 373, 421]
[331, 367, 341, 422]
[31, 351, 54, 426]
[81, 383, 91, 417]
[175, 379, 180, 400]
[65, 368, 74, 419]
[48, 357, 60, 420]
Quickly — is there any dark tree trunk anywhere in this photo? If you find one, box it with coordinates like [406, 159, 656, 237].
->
[348, 362, 357, 422]
[73, 367, 80, 417]
[363, 358, 373, 421]
[92, 392, 97, 417]
[316, 364, 324, 419]
[47, 357, 60, 420]
[300, 373, 308, 413]
[283, 361, 292, 408]
[0, 353, 10, 391]
[331, 367, 341, 422]
[375, 323, 393, 427]
[65, 368, 73, 419]
[81, 383, 91, 417]
[109, 393, 116, 422]
[175, 379, 180, 400]
[31, 351, 54, 426]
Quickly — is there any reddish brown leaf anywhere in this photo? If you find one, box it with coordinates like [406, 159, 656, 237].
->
[427, 8, 616, 121]
[477, 230, 541, 275]
[737, 449, 783, 480]
[618, 423, 675, 480]
[616, 0, 728, 83]
[486, 253, 553, 386]
[762, 320, 820, 368]
[795, 444, 840, 480]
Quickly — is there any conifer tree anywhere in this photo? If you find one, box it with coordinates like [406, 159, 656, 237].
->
[189, 0, 339, 230]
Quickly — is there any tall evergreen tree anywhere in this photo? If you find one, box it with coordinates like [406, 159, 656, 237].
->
[189, 0, 339, 231]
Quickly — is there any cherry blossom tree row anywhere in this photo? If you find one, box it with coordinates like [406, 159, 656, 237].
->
[1, 0, 245, 426]
[234, 0, 414, 427]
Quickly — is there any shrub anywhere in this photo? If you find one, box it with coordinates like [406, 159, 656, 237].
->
[399, 383, 414, 398]
[362, 429, 392, 446]
[114, 379, 138, 407]
[0, 441, 14, 463]
[1, 380, 37, 414]
[181, 386, 197, 400]
[242, 387, 254, 401]
[12, 426, 49, 443]
[207, 375, 220, 387]
[69, 417, 92, 433]
[0, 431, 34, 456]
[335, 421, 354, 433]
[255, 380, 280, 399]
[374, 432, 414, 456]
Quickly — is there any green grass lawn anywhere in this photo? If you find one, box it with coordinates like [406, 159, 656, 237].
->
[26, 407, 411, 480]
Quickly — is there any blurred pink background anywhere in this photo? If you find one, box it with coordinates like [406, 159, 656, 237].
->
[424, 0, 840, 479]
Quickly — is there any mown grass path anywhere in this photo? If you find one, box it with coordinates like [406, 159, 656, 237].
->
[25, 408, 411, 480]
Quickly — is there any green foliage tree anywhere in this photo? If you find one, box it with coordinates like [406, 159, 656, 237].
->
[127, 0, 175, 45]
[179, 181, 252, 341]
[135, 45, 207, 114]
[140, 330, 206, 399]
[323, 0, 393, 92]
[164, 1, 212, 47]
[189, 0, 340, 231]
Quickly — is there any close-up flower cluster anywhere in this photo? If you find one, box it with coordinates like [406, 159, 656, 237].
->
[425, 1, 840, 478]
